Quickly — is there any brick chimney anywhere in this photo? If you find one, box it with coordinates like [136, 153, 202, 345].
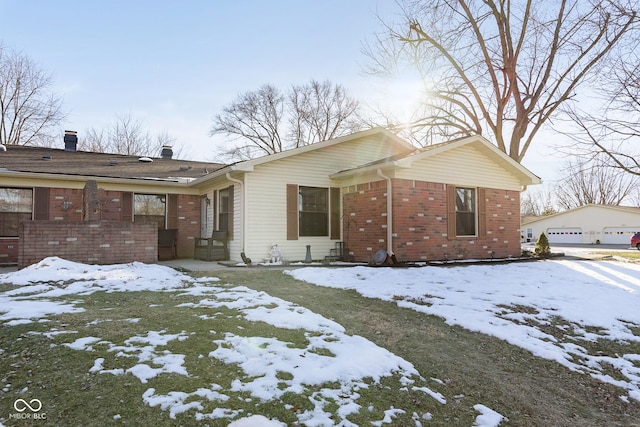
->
[161, 145, 173, 159]
[64, 130, 78, 151]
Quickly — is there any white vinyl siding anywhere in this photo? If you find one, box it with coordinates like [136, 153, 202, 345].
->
[395, 145, 522, 191]
[245, 158, 340, 262]
[241, 136, 398, 262]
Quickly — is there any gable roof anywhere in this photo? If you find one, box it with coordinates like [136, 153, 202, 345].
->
[330, 134, 542, 187]
[0, 145, 226, 182]
[522, 204, 640, 225]
[230, 127, 414, 171]
[189, 127, 415, 185]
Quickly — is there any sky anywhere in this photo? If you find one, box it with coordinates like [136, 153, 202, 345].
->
[1, 256, 639, 425]
[0, 0, 557, 181]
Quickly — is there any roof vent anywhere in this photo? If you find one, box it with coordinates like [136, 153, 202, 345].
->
[109, 161, 119, 166]
[42, 155, 52, 160]
[161, 145, 173, 159]
[179, 165, 192, 171]
[64, 130, 78, 151]
[138, 157, 153, 163]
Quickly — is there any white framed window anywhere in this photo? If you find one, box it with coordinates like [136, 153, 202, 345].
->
[0, 188, 33, 237]
[298, 186, 329, 237]
[455, 187, 476, 236]
[134, 194, 166, 229]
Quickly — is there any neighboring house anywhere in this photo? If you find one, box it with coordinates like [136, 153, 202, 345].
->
[1, 128, 541, 267]
[521, 204, 640, 245]
[0, 134, 225, 266]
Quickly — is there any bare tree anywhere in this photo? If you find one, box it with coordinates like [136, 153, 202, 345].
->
[554, 157, 639, 209]
[79, 114, 178, 157]
[561, 51, 640, 176]
[211, 85, 285, 160]
[521, 187, 557, 217]
[364, 0, 639, 162]
[211, 80, 364, 160]
[0, 45, 65, 146]
[288, 80, 361, 146]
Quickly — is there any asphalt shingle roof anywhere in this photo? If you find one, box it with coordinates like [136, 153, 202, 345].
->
[0, 145, 226, 181]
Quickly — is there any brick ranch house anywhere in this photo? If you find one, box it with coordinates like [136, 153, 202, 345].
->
[0, 128, 540, 267]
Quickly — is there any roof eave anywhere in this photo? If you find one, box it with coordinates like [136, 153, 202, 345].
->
[233, 127, 413, 170]
[330, 160, 407, 180]
[0, 169, 192, 187]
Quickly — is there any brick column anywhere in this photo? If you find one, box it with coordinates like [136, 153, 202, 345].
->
[83, 180, 101, 221]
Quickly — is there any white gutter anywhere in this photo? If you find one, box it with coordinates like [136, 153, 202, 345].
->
[0, 169, 192, 187]
[377, 168, 394, 256]
[226, 173, 246, 255]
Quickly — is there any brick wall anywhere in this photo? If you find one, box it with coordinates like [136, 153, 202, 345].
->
[481, 187, 521, 258]
[343, 179, 522, 263]
[49, 188, 84, 222]
[2, 188, 203, 264]
[342, 181, 388, 263]
[391, 179, 449, 261]
[175, 194, 200, 258]
[0, 238, 19, 265]
[18, 221, 157, 268]
[98, 189, 125, 221]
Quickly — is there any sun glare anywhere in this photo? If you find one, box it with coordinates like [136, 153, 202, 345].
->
[373, 73, 429, 129]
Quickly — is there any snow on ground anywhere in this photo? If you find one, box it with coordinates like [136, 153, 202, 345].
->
[0, 257, 193, 325]
[6, 257, 638, 424]
[0, 257, 473, 426]
[287, 259, 640, 402]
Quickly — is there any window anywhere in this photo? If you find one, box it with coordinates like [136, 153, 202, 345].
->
[218, 188, 230, 233]
[455, 187, 476, 236]
[134, 194, 166, 229]
[299, 186, 328, 236]
[0, 188, 33, 237]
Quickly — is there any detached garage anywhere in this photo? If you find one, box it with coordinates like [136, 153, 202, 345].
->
[522, 204, 640, 246]
[546, 228, 583, 244]
[602, 227, 640, 244]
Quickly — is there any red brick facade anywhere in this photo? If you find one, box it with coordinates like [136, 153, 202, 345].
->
[0, 239, 19, 264]
[343, 181, 388, 262]
[1, 184, 201, 265]
[98, 190, 127, 221]
[174, 194, 200, 258]
[343, 178, 521, 262]
[18, 221, 157, 268]
[50, 188, 84, 222]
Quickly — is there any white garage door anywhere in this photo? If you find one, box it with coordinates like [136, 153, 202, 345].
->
[546, 228, 583, 244]
[602, 227, 639, 244]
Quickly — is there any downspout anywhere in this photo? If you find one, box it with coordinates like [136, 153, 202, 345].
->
[226, 173, 247, 260]
[377, 169, 394, 256]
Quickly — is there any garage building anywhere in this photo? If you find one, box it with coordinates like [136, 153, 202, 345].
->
[521, 204, 640, 245]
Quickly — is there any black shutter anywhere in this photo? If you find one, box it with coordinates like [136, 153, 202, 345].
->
[330, 187, 340, 240]
[286, 184, 298, 240]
